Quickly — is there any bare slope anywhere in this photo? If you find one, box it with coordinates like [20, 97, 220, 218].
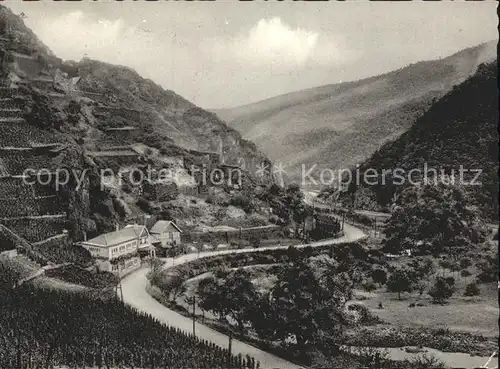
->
[216, 42, 496, 183]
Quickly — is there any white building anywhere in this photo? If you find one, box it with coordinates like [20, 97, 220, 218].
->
[81, 224, 152, 276]
[149, 220, 182, 248]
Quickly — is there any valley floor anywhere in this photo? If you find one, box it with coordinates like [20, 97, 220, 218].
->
[358, 284, 498, 338]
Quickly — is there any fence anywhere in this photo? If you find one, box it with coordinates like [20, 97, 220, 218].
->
[182, 225, 283, 246]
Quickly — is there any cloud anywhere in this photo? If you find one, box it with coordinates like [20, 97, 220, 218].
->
[210, 17, 349, 70]
[28, 11, 182, 75]
[23, 11, 356, 107]
[33, 11, 125, 61]
[242, 18, 318, 67]
[27, 11, 199, 95]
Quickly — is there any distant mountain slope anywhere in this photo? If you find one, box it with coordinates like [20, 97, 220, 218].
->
[0, 5, 268, 169]
[215, 42, 496, 183]
[72, 58, 267, 168]
[324, 60, 499, 220]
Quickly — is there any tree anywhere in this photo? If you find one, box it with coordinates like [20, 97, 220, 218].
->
[386, 268, 414, 300]
[148, 258, 163, 274]
[362, 279, 377, 292]
[460, 269, 471, 278]
[262, 183, 311, 229]
[409, 257, 436, 279]
[428, 276, 455, 304]
[383, 183, 487, 255]
[0, 261, 21, 294]
[264, 260, 348, 355]
[371, 268, 387, 285]
[223, 269, 259, 334]
[164, 273, 186, 301]
[464, 282, 480, 296]
[476, 249, 498, 282]
[197, 269, 258, 334]
[415, 281, 427, 297]
[197, 277, 226, 319]
[459, 257, 472, 270]
[307, 254, 353, 306]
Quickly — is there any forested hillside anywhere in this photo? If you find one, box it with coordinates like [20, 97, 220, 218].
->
[216, 42, 496, 183]
[325, 60, 498, 220]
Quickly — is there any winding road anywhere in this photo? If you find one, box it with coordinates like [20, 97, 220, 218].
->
[121, 217, 366, 369]
[120, 190, 500, 368]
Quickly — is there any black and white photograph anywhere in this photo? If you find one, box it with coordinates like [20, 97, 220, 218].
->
[0, 1, 498, 368]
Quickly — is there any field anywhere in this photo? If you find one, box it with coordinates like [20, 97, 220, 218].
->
[356, 282, 498, 338]
[179, 262, 499, 338]
[149, 241, 498, 363]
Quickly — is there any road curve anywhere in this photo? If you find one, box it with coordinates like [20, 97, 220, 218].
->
[122, 268, 303, 369]
[121, 223, 366, 369]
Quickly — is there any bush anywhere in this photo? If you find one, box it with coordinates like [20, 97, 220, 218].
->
[460, 269, 471, 277]
[371, 268, 387, 285]
[428, 277, 455, 304]
[459, 257, 472, 270]
[387, 268, 414, 300]
[349, 304, 383, 325]
[464, 282, 480, 296]
[229, 195, 254, 213]
[404, 354, 445, 369]
[475, 249, 498, 283]
[362, 278, 377, 292]
[249, 236, 261, 248]
[113, 197, 128, 218]
[45, 265, 117, 289]
[439, 258, 457, 270]
[136, 197, 153, 213]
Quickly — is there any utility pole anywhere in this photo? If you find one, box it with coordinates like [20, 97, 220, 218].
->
[227, 330, 233, 369]
[185, 296, 196, 336]
[116, 278, 124, 303]
[192, 295, 196, 336]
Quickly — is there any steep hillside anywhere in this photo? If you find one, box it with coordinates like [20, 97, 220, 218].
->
[323, 60, 498, 220]
[71, 58, 267, 168]
[0, 5, 273, 248]
[216, 42, 496, 183]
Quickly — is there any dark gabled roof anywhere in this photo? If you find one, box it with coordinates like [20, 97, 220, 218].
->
[150, 220, 182, 234]
[84, 225, 147, 247]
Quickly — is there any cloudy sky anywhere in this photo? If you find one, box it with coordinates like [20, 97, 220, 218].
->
[3, 1, 497, 108]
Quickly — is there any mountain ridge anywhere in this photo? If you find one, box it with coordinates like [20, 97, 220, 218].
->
[215, 41, 496, 185]
[321, 60, 499, 220]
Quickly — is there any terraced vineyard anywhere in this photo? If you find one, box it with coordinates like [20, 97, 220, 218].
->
[0, 215, 67, 243]
[0, 149, 61, 175]
[0, 79, 69, 251]
[0, 285, 259, 369]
